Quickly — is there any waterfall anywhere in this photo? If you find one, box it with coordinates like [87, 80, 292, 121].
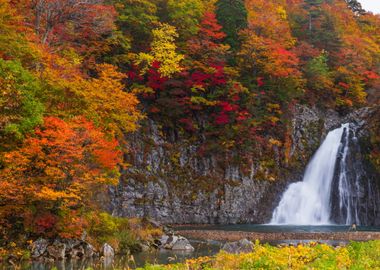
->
[336, 127, 360, 225]
[271, 124, 350, 225]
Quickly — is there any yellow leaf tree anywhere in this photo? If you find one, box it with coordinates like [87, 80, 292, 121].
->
[77, 64, 143, 136]
[136, 23, 184, 77]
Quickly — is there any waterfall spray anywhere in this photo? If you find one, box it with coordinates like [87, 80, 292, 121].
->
[271, 124, 349, 225]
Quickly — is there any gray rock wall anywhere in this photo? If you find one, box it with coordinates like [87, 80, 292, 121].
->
[110, 105, 379, 225]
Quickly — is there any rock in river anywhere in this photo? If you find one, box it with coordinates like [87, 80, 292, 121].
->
[171, 237, 195, 251]
[222, 239, 254, 254]
[159, 234, 194, 251]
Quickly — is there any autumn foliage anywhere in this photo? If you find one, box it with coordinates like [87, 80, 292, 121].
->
[0, 0, 141, 240]
[0, 116, 122, 237]
[0, 0, 379, 241]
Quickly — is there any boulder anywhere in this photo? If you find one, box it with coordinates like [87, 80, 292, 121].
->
[158, 234, 170, 246]
[83, 242, 96, 258]
[152, 239, 161, 249]
[222, 239, 253, 254]
[62, 239, 97, 259]
[47, 241, 66, 260]
[162, 235, 178, 249]
[30, 238, 98, 261]
[101, 243, 115, 257]
[158, 234, 194, 251]
[171, 237, 195, 251]
[72, 245, 85, 258]
[30, 238, 49, 258]
[63, 239, 82, 258]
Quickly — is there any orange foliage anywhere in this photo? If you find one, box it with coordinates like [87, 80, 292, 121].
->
[78, 64, 143, 135]
[36, 51, 143, 136]
[245, 0, 295, 46]
[239, 32, 302, 80]
[0, 116, 122, 237]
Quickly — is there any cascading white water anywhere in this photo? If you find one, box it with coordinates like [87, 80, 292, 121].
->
[337, 127, 359, 225]
[271, 124, 350, 225]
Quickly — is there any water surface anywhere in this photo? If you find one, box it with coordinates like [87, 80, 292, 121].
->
[3, 240, 220, 270]
[175, 224, 380, 233]
[4, 225, 379, 269]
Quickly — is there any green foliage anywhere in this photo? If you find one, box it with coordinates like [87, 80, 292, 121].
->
[305, 52, 334, 97]
[306, 53, 330, 78]
[87, 213, 161, 253]
[87, 212, 134, 252]
[315, 13, 342, 53]
[348, 240, 380, 269]
[166, 0, 205, 40]
[0, 59, 44, 142]
[216, 0, 247, 50]
[112, 0, 159, 50]
[303, 0, 324, 21]
[300, 0, 342, 52]
[101, 30, 132, 66]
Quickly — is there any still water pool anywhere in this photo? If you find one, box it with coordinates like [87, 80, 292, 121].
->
[175, 224, 380, 233]
[2, 240, 220, 270]
[3, 225, 379, 269]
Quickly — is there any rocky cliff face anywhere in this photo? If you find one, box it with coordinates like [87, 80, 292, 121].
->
[110, 105, 380, 225]
[330, 107, 380, 225]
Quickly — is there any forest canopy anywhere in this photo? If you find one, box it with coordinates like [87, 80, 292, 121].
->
[0, 0, 379, 241]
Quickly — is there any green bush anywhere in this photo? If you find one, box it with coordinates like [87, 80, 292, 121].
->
[87, 212, 140, 253]
[0, 59, 44, 142]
